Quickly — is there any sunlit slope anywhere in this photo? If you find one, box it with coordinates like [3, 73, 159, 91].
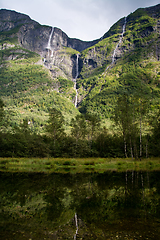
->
[0, 54, 78, 132]
[77, 5, 160, 117]
[0, 4, 160, 132]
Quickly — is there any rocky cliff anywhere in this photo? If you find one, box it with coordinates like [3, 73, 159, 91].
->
[0, 9, 99, 52]
[0, 9, 99, 82]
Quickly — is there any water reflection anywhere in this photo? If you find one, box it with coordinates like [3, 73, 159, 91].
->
[0, 171, 160, 239]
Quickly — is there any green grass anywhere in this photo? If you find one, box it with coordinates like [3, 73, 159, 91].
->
[0, 157, 160, 173]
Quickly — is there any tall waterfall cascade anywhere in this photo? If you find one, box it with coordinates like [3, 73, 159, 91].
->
[104, 17, 127, 74]
[46, 27, 54, 58]
[74, 54, 79, 108]
[112, 17, 127, 64]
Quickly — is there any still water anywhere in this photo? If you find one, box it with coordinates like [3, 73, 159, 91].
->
[0, 171, 160, 239]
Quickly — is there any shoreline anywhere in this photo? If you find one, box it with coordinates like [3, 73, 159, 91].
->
[0, 157, 160, 173]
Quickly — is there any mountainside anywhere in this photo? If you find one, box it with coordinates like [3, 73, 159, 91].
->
[77, 4, 160, 116]
[0, 4, 160, 133]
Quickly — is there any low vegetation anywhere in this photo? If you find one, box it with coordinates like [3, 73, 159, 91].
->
[1, 157, 160, 173]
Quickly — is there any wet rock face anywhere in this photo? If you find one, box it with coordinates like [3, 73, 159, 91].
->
[53, 27, 68, 49]
[18, 25, 99, 55]
[18, 24, 51, 54]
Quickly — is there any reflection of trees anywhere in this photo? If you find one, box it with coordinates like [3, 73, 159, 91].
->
[0, 172, 160, 239]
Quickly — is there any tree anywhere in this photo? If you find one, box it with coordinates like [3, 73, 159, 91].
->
[70, 114, 87, 140]
[85, 113, 101, 142]
[95, 127, 124, 157]
[46, 108, 65, 155]
[149, 108, 160, 156]
[85, 113, 101, 155]
[70, 114, 87, 156]
[0, 98, 4, 127]
[113, 94, 132, 158]
[113, 70, 152, 159]
[0, 98, 5, 152]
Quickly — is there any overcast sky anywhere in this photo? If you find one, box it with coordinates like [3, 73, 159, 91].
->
[0, 0, 159, 41]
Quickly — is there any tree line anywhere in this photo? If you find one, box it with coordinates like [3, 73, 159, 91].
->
[0, 94, 160, 158]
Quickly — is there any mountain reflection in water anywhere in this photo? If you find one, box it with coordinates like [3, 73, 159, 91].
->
[0, 171, 160, 239]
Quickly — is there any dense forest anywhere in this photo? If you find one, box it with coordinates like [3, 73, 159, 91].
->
[0, 96, 160, 158]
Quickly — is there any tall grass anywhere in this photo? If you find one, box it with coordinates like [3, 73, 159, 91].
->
[0, 157, 160, 173]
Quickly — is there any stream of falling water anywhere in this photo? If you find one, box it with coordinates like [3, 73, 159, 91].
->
[74, 54, 79, 108]
[46, 27, 54, 58]
[112, 17, 127, 64]
[74, 213, 78, 240]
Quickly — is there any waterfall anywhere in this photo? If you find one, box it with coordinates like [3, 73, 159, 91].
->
[112, 42, 119, 64]
[46, 27, 54, 57]
[111, 17, 127, 64]
[122, 17, 127, 37]
[74, 54, 79, 108]
[74, 213, 78, 240]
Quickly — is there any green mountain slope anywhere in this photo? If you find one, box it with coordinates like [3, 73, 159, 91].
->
[0, 4, 160, 133]
[0, 56, 79, 132]
[77, 5, 160, 117]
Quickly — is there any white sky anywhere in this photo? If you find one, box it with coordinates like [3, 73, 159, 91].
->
[0, 0, 159, 41]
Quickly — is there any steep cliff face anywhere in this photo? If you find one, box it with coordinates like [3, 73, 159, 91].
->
[0, 9, 100, 81]
[0, 9, 99, 52]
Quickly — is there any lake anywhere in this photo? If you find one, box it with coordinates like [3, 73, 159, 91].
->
[0, 171, 160, 239]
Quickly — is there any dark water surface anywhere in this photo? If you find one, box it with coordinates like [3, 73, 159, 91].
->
[0, 171, 160, 239]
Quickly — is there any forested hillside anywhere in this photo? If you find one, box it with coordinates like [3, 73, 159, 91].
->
[0, 4, 160, 158]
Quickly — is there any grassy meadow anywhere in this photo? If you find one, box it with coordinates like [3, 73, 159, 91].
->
[0, 157, 160, 173]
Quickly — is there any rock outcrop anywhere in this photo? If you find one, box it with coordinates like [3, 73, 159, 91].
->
[0, 9, 100, 83]
[0, 9, 99, 53]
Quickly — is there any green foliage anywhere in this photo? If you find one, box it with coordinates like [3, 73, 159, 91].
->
[0, 64, 50, 96]
[0, 98, 4, 128]
[77, 4, 158, 119]
[58, 77, 74, 91]
[46, 108, 66, 156]
[70, 114, 87, 140]
[129, 8, 147, 18]
[103, 18, 125, 38]
[0, 55, 78, 133]
[47, 108, 64, 138]
[0, 25, 21, 45]
[149, 109, 160, 156]
[63, 46, 79, 55]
